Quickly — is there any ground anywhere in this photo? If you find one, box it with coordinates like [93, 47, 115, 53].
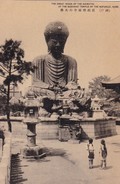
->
[2, 122, 120, 184]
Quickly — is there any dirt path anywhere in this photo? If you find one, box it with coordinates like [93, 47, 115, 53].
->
[10, 125, 120, 184]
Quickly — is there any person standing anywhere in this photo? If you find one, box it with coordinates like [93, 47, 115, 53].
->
[99, 139, 107, 169]
[86, 138, 94, 169]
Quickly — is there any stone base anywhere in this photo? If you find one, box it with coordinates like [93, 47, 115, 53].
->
[81, 117, 117, 139]
[68, 139, 80, 144]
[20, 145, 46, 159]
[58, 127, 71, 141]
[38, 118, 59, 140]
[92, 110, 106, 119]
[38, 117, 117, 140]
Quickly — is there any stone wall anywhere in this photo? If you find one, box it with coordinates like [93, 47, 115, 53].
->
[38, 120, 59, 140]
[38, 117, 117, 140]
[0, 132, 12, 184]
[80, 118, 117, 139]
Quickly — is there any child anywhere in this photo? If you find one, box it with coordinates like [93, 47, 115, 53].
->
[99, 139, 107, 169]
[87, 138, 94, 169]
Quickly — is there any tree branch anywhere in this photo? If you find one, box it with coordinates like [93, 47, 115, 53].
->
[0, 88, 7, 96]
[0, 74, 6, 78]
[11, 69, 18, 74]
[0, 64, 9, 73]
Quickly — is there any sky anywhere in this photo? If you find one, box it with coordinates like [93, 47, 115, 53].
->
[0, 1, 120, 95]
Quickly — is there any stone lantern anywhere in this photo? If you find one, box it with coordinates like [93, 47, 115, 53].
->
[21, 91, 45, 158]
[91, 95, 105, 119]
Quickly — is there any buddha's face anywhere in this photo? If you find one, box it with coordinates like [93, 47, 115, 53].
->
[47, 35, 66, 58]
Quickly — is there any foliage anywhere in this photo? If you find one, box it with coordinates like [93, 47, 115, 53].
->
[0, 39, 35, 131]
[0, 94, 6, 115]
[88, 75, 117, 99]
[0, 39, 34, 85]
[88, 75, 120, 117]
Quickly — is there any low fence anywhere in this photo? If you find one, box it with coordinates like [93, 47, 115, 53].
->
[0, 132, 12, 184]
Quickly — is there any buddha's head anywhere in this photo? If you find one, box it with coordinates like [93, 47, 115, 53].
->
[44, 21, 69, 58]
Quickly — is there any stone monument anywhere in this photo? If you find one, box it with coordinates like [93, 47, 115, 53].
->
[21, 91, 45, 158]
[27, 21, 116, 141]
[32, 21, 78, 90]
[80, 95, 117, 139]
[91, 95, 107, 119]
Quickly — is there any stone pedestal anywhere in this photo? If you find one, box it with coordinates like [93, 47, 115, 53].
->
[58, 116, 80, 142]
[37, 116, 117, 141]
[80, 117, 117, 139]
[38, 117, 59, 140]
[92, 110, 107, 119]
[58, 127, 71, 141]
[27, 123, 37, 147]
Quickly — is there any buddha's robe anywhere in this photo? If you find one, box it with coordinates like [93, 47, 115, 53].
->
[32, 53, 78, 88]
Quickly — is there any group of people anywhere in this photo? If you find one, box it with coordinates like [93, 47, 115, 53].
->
[86, 138, 107, 169]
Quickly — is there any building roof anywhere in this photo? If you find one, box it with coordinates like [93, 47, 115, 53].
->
[102, 75, 120, 89]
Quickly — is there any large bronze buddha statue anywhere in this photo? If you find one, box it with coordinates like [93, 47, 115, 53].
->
[32, 21, 78, 89]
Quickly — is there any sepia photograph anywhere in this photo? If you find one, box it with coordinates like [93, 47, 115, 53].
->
[0, 0, 120, 184]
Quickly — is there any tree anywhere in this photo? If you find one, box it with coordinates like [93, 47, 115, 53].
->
[0, 39, 35, 132]
[0, 92, 7, 115]
[88, 75, 118, 99]
[88, 75, 120, 116]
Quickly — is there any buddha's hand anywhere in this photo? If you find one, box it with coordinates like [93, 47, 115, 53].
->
[48, 84, 54, 90]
